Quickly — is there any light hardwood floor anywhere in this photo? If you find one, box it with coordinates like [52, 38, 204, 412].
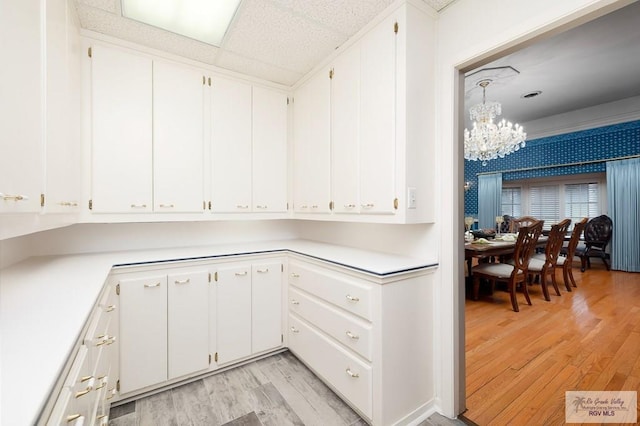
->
[465, 260, 640, 425]
[109, 351, 466, 426]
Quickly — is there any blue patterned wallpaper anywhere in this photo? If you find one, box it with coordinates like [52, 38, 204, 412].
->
[464, 120, 640, 215]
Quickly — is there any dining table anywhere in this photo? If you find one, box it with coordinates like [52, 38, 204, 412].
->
[465, 235, 549, 276]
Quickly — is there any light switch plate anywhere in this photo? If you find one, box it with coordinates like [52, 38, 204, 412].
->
[408, 187, 417, 209]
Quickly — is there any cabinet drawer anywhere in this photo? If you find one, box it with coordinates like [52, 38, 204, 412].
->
[289, 287, 372, 361]
[289, 262, 373, 321]
[288, 314, 372, 419]
[84, 285, 117, 368]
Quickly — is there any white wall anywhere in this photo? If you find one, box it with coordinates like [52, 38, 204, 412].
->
[435, 0, 629, 417]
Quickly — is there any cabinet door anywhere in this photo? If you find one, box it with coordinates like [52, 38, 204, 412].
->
[252, 87, 288, 213]
[0, 0, 43, 213]
[153, 61, 205, 213]
[252, 262, 282, 354]
[216, 264, 252, 364]
[44, 0, 81, 213]
[119, 275, 167, 394]
[331, 46, 361, 214]
[168, 271, 209, 379]
[91, 44, 153, 213]
[360, 16, 397, 215]
[293, 70, 331, 213]
[211, 78, 252, 212]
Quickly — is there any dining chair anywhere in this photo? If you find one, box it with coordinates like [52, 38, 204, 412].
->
[509, 216, 538, 233]
[558, 217, 589, 288]
[528, 218, 571, 300]
[471, 220, 544, 312]
[575, 214, 613, 271]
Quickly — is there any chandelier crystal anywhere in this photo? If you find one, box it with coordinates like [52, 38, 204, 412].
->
[464, 80, 526, 166]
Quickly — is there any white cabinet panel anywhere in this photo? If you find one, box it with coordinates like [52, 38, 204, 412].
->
[119, 275, 167, 394]
[0, 0, 43, 213]
[167, 270, 209, 379]
[211, 78, 252, 212]
[360, 15, 397, 215]
[293, 70, 331, 214]
[216, 264, 252, 364]
[331, 46, 361, 215]
[91, 44, 153, 213]
[153, 61, 205, 213]
[251, 262, 282, 354]
[44, 0, 82, 213]
[252, 87, 288, 213]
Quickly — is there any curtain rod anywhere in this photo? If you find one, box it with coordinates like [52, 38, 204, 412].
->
[475, 153, 640, 176]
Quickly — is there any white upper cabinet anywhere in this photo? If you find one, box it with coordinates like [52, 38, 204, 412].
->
[44, 0, 82, 213]
[210, 77, 253, 213]
[153, 61, 205, 213]
[359, 14, 397, 215]
[252, 87, 288, 213]
[293, 70, 331, 214]
[0, 0, 43, 213]
[331, 45, 361, 215]
[90, 44, 153, 213]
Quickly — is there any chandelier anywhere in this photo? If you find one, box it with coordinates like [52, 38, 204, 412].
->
[464, 79, 526, 166]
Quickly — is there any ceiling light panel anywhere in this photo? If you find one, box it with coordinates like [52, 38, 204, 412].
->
[121, 0, 241, 46]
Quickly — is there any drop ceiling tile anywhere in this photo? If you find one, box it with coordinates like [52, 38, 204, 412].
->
[76, 5, 219, 64]
[223, 0, 347, 75]
[216, 50, 302, 86]
[267, 0, 397, 36]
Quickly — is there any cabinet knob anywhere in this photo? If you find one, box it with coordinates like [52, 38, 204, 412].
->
[0, 193, 28, 201]
[345, 367, 360, 378]
[290, 326, 300, 333]
[345, 330, 360, 340]
[345, 294, 360, 303]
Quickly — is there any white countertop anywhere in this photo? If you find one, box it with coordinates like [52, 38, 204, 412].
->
[0, 239, 437, 425]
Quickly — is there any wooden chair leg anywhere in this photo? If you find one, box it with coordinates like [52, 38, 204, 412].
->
[602, 255, 611, 271]
[509, 280, 519, 312]
[521, 279, 532, 307]
[472, 275, 480, 300]
[580, 255, 587, 272]
[562, 265, 572, 291]
[550, 269, 561, 296]
[539, 271, 551, 301]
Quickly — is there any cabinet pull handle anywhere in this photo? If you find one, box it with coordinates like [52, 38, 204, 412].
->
[290, 326, 300, 333]
[311, 205, 318, 209]
[256, 268, 269, 273]
[256, 205, 267, 209]
[105, 304, 116, 312]
[66, 414, 84, 424]
[361, 203, 374, 209]
[144, 282, 161, 288]
[106, 388, 116, 400]
[345, 367, 360, 378]
[300, 205, 308, 209]
[80, 375, 94, 383]
[130, 204, 147, 208]
[159, 203, 174, 208]
[235, 271, 248, 276]
[290, 273, 300, 278]
[345, 294, 360, 302]
[174, 278, 190, 284]
[344, 204, 356, 208]
[345, 331, 360, 340]
[57, 201, 78, 207]
[0, 193, 28, 201]
[236, 205, 249, 209]
[75, 388, 91, 398]
[290, 299, 299, 305]
[95, 335, 116, 346]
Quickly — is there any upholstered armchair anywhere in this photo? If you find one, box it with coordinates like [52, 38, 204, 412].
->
[576, 215, 613, 271]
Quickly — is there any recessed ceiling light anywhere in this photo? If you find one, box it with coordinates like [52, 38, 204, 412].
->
[521, 90, 542, 99]
[121, 0, 241, 47]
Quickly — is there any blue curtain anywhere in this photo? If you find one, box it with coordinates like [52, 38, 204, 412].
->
[606, 158, 640, 272]
[477, 173, 502, 230]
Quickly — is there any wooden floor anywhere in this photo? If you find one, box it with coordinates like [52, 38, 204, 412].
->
[109, 351, 465, 426]
[464, 260, 640, 425]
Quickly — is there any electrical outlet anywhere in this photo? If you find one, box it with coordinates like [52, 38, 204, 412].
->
[408, 187, 417, 209]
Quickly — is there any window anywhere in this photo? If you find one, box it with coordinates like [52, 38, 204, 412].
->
[501, 187, 522, 217]
[529, 185, 560, 229]
[565, 183, 599, 227]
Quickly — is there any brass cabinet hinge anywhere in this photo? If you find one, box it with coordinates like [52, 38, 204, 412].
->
[214, 352, 218, 362]
[116, 284, 120, 295]
[116, 380, 120, 392]
[329, 201, 334, 210]
[209, 354, 212, 364]
[203, 200, 206, 210]
[214, 271, 218, 282]
[88, 199, 93, 210]
[393, 198, 399, 210]
[286, 97, 290, 105]
[88, 47, 92, 58]
[202, 76, 205, 85]
[40, 193, 45, 207]
[208, 77, 211, 86]
[208, 201, 212, 210]
[394, 22, 398, 34]
[281, 264, 284, 272]
[329, 68, 334, 79]
[281, 334, 284, 343]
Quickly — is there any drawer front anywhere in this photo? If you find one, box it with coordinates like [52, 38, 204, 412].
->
[289, 287, 372, 361]
[84, 285, 118, 369]
[289, 262, 373, 321]
[288, 314, 372, 419]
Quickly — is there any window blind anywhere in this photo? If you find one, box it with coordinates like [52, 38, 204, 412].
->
[501, 187, 522, 217]
[529, 185, 560, 229]
[565, 182, 599, 227]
